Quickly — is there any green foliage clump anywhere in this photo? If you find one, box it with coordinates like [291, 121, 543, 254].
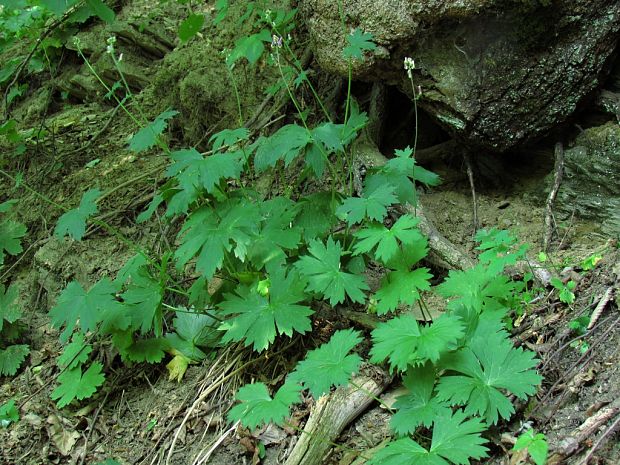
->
[0, 201, 29, 376]
[0, 5, 546, 465]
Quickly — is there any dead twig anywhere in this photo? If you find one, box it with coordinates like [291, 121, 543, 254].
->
[548, 398, 620, 464]
[543, 142, 564, 252]
[578, 413, 620, 465]
[78, 389, 112, 465]
[463, 151, 478, 237]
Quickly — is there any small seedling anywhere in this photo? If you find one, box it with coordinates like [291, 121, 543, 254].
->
[550, 278, 576, 305]
[513, 429, 548, 465]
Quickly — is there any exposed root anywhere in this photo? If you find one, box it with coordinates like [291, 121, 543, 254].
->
[463, 151, 479, 237]
[543, 142, 564, 252]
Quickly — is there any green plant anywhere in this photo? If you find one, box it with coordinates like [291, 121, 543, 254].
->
[0, 399, 19, 427]
[567, 315, 590, 354]
[0, 200, 29, 376]
[550, 277, 576, 305]
[513, 429, 548, 465]
[0, 5, 544, 464]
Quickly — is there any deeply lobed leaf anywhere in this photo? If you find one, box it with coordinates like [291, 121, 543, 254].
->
[228, 381, 302, 430]
[295, 237, 368, 305]
[219, 267, 313, 351]
[289, 329, 363, 398]
[369, 410, 488, 465]
[370, 314, 464, 372]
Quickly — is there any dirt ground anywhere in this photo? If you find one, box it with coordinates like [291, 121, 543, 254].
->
[1, 1, 619, 465]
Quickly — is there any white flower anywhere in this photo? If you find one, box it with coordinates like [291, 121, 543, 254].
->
[106, 36, 116, 54]
[404, 56, 415, 78]
[270, 34, 283, 48]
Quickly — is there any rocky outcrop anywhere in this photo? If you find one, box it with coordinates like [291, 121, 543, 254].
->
[300, 0, 620, 151]
[554, 122, 620, 234]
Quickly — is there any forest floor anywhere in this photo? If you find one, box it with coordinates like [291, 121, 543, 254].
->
[1, 2, 619, 465]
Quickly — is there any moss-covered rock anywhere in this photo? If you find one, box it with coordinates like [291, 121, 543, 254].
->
[554, 122, 620, 235]
[300, 0, 620, 151]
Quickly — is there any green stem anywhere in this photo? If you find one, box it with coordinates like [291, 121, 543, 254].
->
[226, 65, 244, 126]
[408, 75, 419, 216]
[274, 51, 339, 184]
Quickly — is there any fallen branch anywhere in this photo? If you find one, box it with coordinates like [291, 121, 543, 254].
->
[548, 398, 620, 464]
[463, 151, 478, 237]
[284, 368, 392, 465]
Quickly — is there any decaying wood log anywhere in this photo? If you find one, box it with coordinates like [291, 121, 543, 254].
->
[284, 369, 392, 465]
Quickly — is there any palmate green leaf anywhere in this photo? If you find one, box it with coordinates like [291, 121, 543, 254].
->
[0, 218, 26, 266]
[121, 267, 164, 336]
[436, 328, 541, 425]
[57, 333, 92, 370]
[129, 109, 178, 152]
[227, 29, 272, 66]
[173, 310, 220, 348]
[165, 147, 245, 214]
[175, 200, 260, 280]
[295, 237, 369, 305]
[219, 267, 313, 351]
[178, 13, 205, 42]
[51, 362, 105, 408]
[337, 185, 398, 226]
[475, 228, 528, 271]
[254, 124, 310, 173]
[370, 314, 464, 372]
[374, 268, 432, 315]
[166, 309, 220, 361]
[295, 192, 340, 241]
[49, 278, 123, 342]
[353, 214, 423, 263]
[289, 329, 363, 398]
[0, 284, 21, 332]
[513, 429, 548, 465]
[0, 344, 29, 376]
[436, 264, 518, 313]
[364, 146, 441, 206]
[0, 399, 19, 427]
[54, 188, 101, 241]
[391, 363, 451, 434]
[343, 28, 376, 60]
[114, 253, 148, 288]
[369, 410, 488, 465]
[85, 0, 115, 23]
[304, 122, 346, 177]
[210, 127, 249, 152]
[228, 381, 302, 430]
[122, 337, 168, 363]
[248, 197, 302, 269]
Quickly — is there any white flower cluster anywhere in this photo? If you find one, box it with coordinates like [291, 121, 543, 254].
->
[404, 56, 415, 79]
[106, 36, 116, 54]
[271, 34, 283, 48]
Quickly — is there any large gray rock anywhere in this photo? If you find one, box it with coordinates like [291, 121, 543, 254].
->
[555, 122, 620, 235]
[300, 0, 620, 151]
